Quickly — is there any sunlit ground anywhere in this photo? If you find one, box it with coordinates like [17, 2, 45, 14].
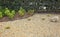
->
[0, 13, 60, 37]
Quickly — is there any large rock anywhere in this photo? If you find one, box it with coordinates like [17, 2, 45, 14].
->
[50, 16, 59, 22]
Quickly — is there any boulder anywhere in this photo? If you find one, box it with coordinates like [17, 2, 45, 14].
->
[50, 16, 59, 22]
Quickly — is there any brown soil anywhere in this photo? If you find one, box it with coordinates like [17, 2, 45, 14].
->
[0, 13, 60, 37]
[0, 13, 34, 22]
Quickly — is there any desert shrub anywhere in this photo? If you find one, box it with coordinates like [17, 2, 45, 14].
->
[18, 7, 26, 16]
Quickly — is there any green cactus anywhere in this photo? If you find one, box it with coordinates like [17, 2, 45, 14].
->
[4, 8, 15, 19]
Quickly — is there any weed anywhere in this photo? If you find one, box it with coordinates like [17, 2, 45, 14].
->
[5, 26, 10, 29]
[42, 17, 45, 20]
[18, 7, 26, 16]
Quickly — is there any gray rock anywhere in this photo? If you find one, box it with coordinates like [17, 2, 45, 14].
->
[50, 16, 59, 22]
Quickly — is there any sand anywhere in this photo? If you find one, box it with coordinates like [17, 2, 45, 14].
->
[0, 13, 60, 37]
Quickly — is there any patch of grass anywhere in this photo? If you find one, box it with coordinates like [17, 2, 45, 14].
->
[28, 18, 31, 21]
[47, 14, 51, 17]
[5, 26, 10, 29]
[42, 17, 45, 20]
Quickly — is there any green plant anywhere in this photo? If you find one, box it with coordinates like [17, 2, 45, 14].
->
[4, 8, 10, 15]
[47, 14, 51, 17]
[42, 17, 45, 20]
[5, 26, 10, 29]
[4, 8, 15, 19]
[28, 18, 31, 21]
[27, 9, 35, 15]
[7, 10, 15, 19]
[0, 11, 3, 18]
[18, 7, 26, 16]
[8, 13, 15, 19]
[11, 10, 15, 15]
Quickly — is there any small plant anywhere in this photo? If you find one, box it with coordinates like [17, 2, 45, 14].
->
[7, 10, 15, 19]
[47, 14, 51, 17]
[8, 10, 15, 19]
[42, 17, 45, 20]
[4, 8, 15, 19]
[5, 26, 10, 29]
[0, 11, 3, 18]
[18, 7, 26, 16]
[28, 18, 31, 21]
[8, 13, 15, 19]
[4, 8, 10, 15]
[11, 10, 15, 15]
[27, 9, 35, 15]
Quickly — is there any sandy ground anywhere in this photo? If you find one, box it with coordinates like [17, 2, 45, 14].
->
[0, 13, 60, 37]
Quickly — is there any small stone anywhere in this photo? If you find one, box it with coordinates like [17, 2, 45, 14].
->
[50, 16, 59, 22]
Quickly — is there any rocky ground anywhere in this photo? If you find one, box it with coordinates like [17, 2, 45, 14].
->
[0, 13, 60, 37]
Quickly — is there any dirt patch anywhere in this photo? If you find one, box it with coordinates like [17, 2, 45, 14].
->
[0, 13, 60, 37]
[0, 13, 34, 22]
